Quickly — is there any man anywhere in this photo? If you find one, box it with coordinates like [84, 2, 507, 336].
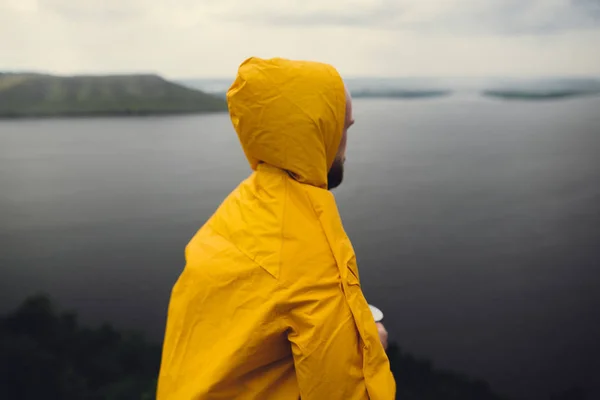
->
[157, 57, 396, 399]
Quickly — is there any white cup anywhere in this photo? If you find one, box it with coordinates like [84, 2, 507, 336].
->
[368, 304, 384, 322]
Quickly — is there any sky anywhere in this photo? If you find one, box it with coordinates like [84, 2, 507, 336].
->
[1, 0, 599, 78]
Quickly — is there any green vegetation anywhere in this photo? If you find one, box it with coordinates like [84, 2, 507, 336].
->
[0, 295, 160, 400]
[0, 295, 586, 399]
[0, 73, 227, 117]
[482, 89, 600, 101]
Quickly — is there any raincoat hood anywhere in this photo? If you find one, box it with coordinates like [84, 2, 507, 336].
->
[227, 57, 346, 189]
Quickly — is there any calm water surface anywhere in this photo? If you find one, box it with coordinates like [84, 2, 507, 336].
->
[1, 97, 599, 399]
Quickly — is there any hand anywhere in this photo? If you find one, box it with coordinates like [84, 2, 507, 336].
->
[376, 322, 388, 350]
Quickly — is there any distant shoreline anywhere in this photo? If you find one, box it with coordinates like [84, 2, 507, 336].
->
[178, 77, 600, 104]
[0, 109, 228, 119]
[199, 89, 600, 102]
[481, 90, 600, 101]
[352, 90, 452, 99]
[0, 72, 228, 119]
[4, 72, 600, 120]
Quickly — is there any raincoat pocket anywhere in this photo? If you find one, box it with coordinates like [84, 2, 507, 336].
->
[344, 259, 375, 348]
[342, 256, 383, 395]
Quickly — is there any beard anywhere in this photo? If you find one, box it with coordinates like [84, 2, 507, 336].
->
[327, 157, 345, 190]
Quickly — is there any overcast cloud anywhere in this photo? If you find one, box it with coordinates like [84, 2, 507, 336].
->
[1, 0, 599, 77]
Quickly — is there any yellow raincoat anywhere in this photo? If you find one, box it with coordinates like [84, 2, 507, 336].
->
[157, 57, 396, 399]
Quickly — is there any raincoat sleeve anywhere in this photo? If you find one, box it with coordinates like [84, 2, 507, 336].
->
[285, 271, 393, 400]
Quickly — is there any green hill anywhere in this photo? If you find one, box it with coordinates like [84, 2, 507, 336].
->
[0, 73, 227, 117]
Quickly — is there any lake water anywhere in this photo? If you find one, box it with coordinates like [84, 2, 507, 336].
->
[1, 97, 599, 399]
